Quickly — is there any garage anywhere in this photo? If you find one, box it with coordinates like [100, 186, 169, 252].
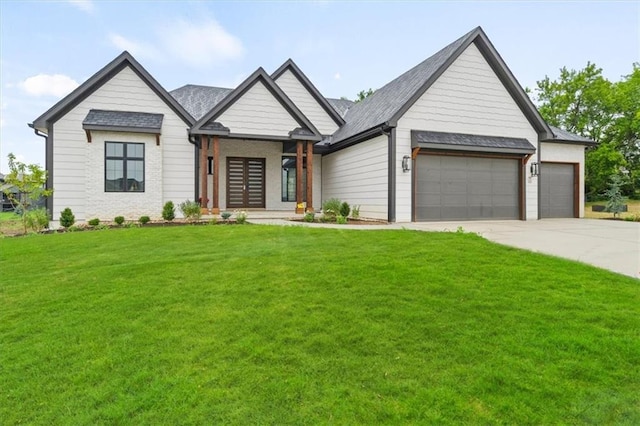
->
[540, 162, 577, 218]
[411, 130, 536, 222]
[415, 154, 521, 221]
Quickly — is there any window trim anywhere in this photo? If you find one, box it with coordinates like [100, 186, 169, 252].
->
[281, 155, 306, 202]
[104, 141, 145, 193]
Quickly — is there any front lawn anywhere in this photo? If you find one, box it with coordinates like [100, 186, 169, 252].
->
[1, 226, 638, 424]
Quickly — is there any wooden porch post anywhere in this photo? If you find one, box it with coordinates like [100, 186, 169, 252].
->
[306, 141, 314, 212]
[211, 136, 220, 214]
[200, 136, 209, 212]
[295, 140, 304, 213]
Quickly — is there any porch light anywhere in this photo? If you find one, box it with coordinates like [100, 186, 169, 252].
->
[530, 162, 539, 177]
[402, 155, 411, 172]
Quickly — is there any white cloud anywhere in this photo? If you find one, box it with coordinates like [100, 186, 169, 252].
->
[67, 0, 94, 13]
[160, 18, 244, 67]
[108, 33, 160, 59]
[334, 72, 341, 80]
[20, 74, 79, 98]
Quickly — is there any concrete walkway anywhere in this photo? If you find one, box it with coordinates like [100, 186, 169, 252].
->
[249, 217, 640, 279]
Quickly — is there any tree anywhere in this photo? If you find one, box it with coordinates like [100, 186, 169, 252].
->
[2, 153, 53, 233]
[604, 175, 626, 218]
[532, 63, 640, 198]
[355, 88, 375, 103]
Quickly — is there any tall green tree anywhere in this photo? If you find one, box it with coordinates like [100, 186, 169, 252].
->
[355, 88, 375, 103]
[532, 63, 639, 198]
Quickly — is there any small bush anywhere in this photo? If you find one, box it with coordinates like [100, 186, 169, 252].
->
[336, 215, 347, 224]
[351, 205, 360, 220]
[322, 198, 342, 222]
[88, 218, 100, 226]
[221, 212, 232, 222]
[67, 225, 83, 232]
[59, 207, 75, 228]
[235, 210, 248, 225]
[25, 208, 49, 232]
[123, 221, 138, 228]
[94, 223, 110, 231]
[303, 212, 315, 223]
[114, 216, 125, 225]
[339, 202, 350, 218]
[180, 200, 202, 221]
[624, 213, 640, 222]
[139, 215, 150, 225]
[162, 201, 176, 221]
[208, 217, 218, 225]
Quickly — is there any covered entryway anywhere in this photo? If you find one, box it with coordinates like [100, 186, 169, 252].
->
[540, 162, 577, 218]
[226, 157, 266, 208]
[415, 154, 520, 221]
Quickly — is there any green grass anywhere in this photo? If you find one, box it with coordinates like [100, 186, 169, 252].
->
[1, 226, 639, 424]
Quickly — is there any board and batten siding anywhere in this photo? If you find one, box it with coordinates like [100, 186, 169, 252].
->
[217, 81, 299, 137]
[395, 42, 540, 222]
[322, 135, 388, 220]
[540, 142, 586, 217]
[52, 65, 193, 223]
[274, 70, 338, 135]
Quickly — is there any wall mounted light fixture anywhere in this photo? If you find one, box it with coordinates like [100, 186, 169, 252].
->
[530, 162, 539, 177]
[402, 155, 411, 172]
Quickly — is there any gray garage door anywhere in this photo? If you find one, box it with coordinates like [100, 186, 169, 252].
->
[416, 154, 520, 221]
[540, 162, 575, 218]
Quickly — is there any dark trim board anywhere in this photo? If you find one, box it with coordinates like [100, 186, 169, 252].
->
[387, 128, 396, 223]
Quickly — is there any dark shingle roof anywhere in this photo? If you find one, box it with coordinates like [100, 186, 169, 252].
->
[326, 98, 354, 118]
[412, 130, 536, 154]
[331, 29, 476, 143]
[547, 126, 596, 144]
[170, 85, 233, 121]
[82, 109, 163, 131]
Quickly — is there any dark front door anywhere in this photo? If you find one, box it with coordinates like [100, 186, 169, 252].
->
[226, 157, 265, 208]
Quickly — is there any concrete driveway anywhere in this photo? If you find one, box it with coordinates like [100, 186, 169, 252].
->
[407, 219, 640, 279]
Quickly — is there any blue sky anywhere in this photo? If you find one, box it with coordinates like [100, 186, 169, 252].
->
[1, 0, 638, 173]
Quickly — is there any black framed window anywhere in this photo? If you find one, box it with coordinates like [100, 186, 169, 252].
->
[281, 156, 306, 202]
[105, 142, 145, 192]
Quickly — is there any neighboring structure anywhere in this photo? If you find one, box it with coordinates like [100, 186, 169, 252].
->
[30, 26, 595, 224]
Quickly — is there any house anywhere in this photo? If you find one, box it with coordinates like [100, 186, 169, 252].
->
[30, 26, 595, 225]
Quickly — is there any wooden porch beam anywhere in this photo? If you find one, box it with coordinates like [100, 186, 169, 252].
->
[212, 136, 220, 214]
[306, 141, 314, 212]
[296, 141, 304, 214]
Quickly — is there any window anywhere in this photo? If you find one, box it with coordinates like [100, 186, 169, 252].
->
[105, 142, 145, 192]
[281, 156, 306, 202]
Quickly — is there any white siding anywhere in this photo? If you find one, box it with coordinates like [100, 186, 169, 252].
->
[216, 139, 322, 211]
[274, 70, 338, 135]
[52, 66, 193, 223]
[322, 135, 388, 220]
[217, 81, 300, 137]
[396, 43, 540, 221]
[541, 142, 586, 217]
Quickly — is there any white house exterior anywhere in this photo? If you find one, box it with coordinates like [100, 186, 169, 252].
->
[30, 27, 595, 225]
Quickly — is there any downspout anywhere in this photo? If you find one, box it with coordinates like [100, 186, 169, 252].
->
[382, 124, 396, 223]
[188, 132, 199, 202]
[30, 124, 53, 217]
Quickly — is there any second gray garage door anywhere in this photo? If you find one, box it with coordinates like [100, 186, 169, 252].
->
[540, 162, 576, 218]
[416, 154, 520, 221]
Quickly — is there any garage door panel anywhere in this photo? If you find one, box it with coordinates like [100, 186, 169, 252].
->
[540, 163, 575, 218]
[416, 154, 520, 221]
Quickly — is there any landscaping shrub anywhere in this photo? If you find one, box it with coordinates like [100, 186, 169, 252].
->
[139, 215, 150, 225]
[336, 215, 347, 224]
[162, 201, 176, 221]
[322, 198, 342, 222]
[114, 216, 125, 225]
[59, 207, 75, 228]
[179, 200, 201, 221]
[235, 210, 248, 224]
[351, 205, 360, 220]
[221, 212, 232, 222]
[604, 175, 626, 218]
[88, 218, 100, 226]
[339, 201, 350, 218]
[303, 212, 315, 223]
[25, 208, 49, 232]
